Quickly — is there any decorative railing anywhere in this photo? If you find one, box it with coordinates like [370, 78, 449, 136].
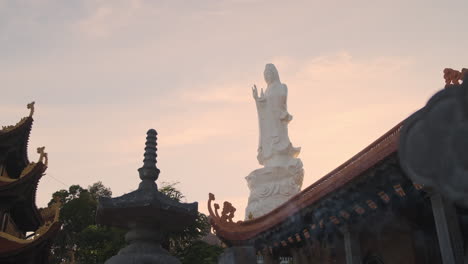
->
[256, 256, 293, 264]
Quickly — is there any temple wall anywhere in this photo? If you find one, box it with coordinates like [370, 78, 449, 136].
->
[360, 228, 415, 263]
[357, 212, 441, 264]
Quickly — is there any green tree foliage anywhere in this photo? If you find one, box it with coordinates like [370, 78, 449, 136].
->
[49, 181, 222, 264]
[159, 182, 223, 264]
[49, 182, 125, 263]
[177, 241, 224, 264]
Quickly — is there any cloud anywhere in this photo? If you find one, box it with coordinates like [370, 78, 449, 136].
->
[74, 0, 154, 38]
[0, 0, 449, 216]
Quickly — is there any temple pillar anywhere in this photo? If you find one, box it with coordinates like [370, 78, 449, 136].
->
[261, 248, 279, 264]
[289, 247, 309, 264]
[341, 225, 361, 264]
[412, 229, 431, 263]
[218, 246, 257, 264]
[305, 239, 321, 263]
[430, 193, 464, 264]
[290, 248, 300, 263]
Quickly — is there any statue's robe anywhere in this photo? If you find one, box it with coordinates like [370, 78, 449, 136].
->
[255, 82, 297, 166]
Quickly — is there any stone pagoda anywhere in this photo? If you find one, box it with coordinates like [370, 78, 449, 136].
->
[96, 129, 198, 264]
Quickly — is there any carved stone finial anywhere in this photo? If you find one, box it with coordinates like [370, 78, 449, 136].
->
[0, 102, 35, 133]
[27, 101, 35, 117]
[462, 68, 468, 81]
[138, 129, 160, 190]
[443, 68, 466, 86]
[37, 146, 48, 167]
[207, 193, 242, 225]
[220, 202, 236, 223]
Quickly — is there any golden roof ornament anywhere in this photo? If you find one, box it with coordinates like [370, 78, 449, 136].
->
[37, 146, 48, 167]
[0, 101, 35, 133]
[208, 193, 243, 224]
[444, 68, 467, 85]
[33, 196, 61, 239]
[17, 146, 48, 178]
[27, 101, 35, 117]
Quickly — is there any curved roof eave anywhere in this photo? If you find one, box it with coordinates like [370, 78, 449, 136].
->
[209, 121, 403, 242]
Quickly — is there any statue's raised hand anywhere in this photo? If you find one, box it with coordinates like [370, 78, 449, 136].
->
[252, 85, 259, 100]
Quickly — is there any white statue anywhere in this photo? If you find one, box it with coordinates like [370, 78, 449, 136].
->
[252, 64, 301, 167]
[245, 64, 304, 219]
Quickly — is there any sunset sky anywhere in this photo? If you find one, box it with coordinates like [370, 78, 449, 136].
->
[1, 0, 467, 220]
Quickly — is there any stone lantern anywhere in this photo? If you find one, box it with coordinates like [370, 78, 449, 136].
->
[96, 129, 198, 264]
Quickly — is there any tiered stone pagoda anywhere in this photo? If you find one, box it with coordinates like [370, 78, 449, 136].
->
[96, 129, 198, 264]
[0, 102, 61, 264]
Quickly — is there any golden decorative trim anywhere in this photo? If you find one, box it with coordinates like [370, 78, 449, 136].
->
[393, 184, 406, 197]
[1, 117, 28, 133]
[0, 160, 41, 181]
[0, 176, 16, 183]
[33, 196, 62, 239]
[366, 200, 378, 209]
[0, 196, 61, 243]
[0, 232, 30, 244]
[0, 102, 35, 133]
[378, 191, 390, 202]
[295, 233, 301, 242]
[19, 162, 37, 178]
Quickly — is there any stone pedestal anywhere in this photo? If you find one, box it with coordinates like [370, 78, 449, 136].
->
[245, 159, 303, 219]
[218, 246, 257, 264]
[105, 225, 180, 264]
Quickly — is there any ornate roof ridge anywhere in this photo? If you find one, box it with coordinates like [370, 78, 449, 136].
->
[0, 221, 61, 257]
[0, 147, 48, 185]
[0, 162, 47, 230]
[209, 121, 403, 242]
[0, 102, 35, 134]
[0, 102, 35, 166]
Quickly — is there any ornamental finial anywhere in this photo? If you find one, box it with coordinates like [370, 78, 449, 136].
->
[37, 146, 48, 167]
[27, 101, 35, 117]
[443, 68, 467, 86]
[138, 129, 160, 190]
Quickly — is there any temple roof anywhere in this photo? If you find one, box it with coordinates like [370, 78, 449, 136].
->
[0, 102, 60, 263]
[0, 102, 47, 231]
[0, 199, 61, 264]
[209, 121, 402, 243]
[0, 102, 35, 179]
[209, 69, 467, 246]
[0, 162, 46, 231]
